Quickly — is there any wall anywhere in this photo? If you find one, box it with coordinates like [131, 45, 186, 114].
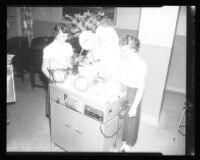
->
[115, 7, 186, 126]
[115, 6, 186, 93]
[32, 7, 63, 37]
[139, 45, 172, 124]
[116, 7, 140, 31]
[32, 7, 62, 22]
[115, 7, 140, 37]
[33, 20, 58, 37]
[138, 6, 180, 125]
[165, 6, 186, 93]
[7, 7, 22, 39]
[32, 7, 141, 38]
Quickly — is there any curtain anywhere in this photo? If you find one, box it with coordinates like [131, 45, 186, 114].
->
[21, 7, 34, 45]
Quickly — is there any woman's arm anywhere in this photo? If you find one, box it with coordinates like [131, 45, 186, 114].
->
[128, 60, 147, 117]
[128, 76, 146, 117]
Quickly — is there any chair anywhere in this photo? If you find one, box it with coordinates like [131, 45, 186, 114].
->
[176, 105, 186, 136]
[7, 36, 29, 55]
[31, 36, 53, 49]
[28, 49, 48, 89]
[28, 36, 53, 89]
[173, 103, 186, 141]
[7, 63, 16, 125]
[7, 36, 29, 81]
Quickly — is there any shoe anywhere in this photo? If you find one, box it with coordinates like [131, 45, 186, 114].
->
[120, 141, 127, 152]
[123, 144, 132, 152]
[110, 147, 119, 152]
[120, 141, 131, 152]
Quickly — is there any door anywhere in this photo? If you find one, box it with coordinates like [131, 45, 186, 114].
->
[73, 112, 101, 152]
[51, 101, 75, 151]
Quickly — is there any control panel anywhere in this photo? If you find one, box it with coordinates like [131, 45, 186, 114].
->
[50, 83, 126, 123]
[84, 105, 104, 122]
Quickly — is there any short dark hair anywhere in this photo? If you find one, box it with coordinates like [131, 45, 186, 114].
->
[119, 34, 140, 52]
[53, 23, 72, 37]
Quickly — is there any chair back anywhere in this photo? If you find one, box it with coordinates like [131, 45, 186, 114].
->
[7, 36, 29, 55]
[31, 36, 54, 50]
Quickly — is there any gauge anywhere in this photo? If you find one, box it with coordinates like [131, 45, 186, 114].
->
[74, 75, 89, 92]
[51, 69, 67, 83]
[79, 31, 95, 50]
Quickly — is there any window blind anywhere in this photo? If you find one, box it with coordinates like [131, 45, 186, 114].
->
[7, 7, 22, 38]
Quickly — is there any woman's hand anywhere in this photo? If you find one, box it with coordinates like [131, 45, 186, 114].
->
[128, 107, 137, 117]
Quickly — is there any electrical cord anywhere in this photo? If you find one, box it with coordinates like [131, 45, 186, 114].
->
[100, 117, 122, 139]
[99, 98, 131, 139]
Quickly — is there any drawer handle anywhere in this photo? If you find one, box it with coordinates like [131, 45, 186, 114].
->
[76, 130, 82, 134]
[64, 124, 70, 128]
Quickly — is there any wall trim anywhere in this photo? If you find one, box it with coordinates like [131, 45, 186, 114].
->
[166, 85, 186, 94]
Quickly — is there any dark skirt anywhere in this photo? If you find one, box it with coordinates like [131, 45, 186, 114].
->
[46, 82, 50, 119]
[122, 87, 142, 146]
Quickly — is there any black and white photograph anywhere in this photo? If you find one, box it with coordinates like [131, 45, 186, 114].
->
[6, 6, 195, 155]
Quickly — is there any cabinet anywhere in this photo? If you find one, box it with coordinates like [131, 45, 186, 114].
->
[73, 114, 101, 151]
[7, 64, 16, 103]
[50, 98, 123, 152]
[50, 101, 74, 150]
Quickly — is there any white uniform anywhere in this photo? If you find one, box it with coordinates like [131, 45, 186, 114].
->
[43, 40, 73, 70]
[43, 39, 73, 118]
[119, 52, 147, 147]
[119, 53, 147, 88]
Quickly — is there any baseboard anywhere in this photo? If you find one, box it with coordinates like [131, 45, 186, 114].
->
[165, 86, 186, 94]
[141, 113, 159, 126]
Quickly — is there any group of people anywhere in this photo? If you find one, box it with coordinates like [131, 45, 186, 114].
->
[42, 23, 147, 152]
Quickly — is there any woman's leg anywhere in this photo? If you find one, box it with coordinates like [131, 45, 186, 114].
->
[124, 103, 141, 146]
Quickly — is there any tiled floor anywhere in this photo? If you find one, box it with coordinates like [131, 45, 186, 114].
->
[6, 73, 186, 154]
[130, 90, 186, 155]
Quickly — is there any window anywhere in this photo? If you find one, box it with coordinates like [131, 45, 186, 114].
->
[7, 7, 22, 38]
[62, 7, 116, 24]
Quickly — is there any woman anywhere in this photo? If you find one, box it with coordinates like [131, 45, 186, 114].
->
[119, 35, 148, 152]
[42, 23, 73, 79]
[42, 23, 74, 118]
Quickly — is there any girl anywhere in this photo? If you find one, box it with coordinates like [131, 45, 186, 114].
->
[42, 23, 73, 118]
[119, 35, 147, 152]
